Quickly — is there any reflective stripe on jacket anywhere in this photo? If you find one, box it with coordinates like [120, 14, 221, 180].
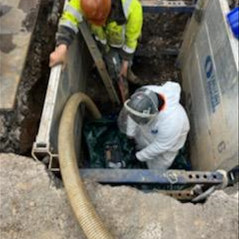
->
[59, 0, 82, 33]
[59, 0, 143, 55]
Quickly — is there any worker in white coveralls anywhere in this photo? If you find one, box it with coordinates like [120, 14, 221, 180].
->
[118, 81, 190, 171]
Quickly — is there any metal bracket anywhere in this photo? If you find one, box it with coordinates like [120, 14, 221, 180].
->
[32, 142, 60, 172]
[155, 188, 195, 201]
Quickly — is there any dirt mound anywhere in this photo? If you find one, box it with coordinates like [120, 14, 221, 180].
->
[0, 0, 63, 155]
[0, 154, 238, 239]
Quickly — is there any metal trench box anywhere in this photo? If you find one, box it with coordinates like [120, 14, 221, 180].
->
[32, 0, 237, 185]
[179, 0, 238, 171]
[32, 33, 90, 168]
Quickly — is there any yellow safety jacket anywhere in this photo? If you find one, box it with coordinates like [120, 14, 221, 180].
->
[59, 0, 143, 56]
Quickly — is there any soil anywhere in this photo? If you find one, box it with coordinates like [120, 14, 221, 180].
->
[132, 13, 189, 85]
[0, 154, 238, 239]
[86, 13, 190, 112]
[0, 0, 63, 155]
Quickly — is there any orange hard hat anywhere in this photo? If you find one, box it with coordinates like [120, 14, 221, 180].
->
[81, 0, 111, 26]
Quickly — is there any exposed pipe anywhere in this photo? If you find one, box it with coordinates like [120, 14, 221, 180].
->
[58, 92, 114, 239]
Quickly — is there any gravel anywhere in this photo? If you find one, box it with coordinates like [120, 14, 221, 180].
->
[0, 154, 238, 239]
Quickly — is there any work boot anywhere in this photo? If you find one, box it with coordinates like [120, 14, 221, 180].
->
[127, 69, 142, 85]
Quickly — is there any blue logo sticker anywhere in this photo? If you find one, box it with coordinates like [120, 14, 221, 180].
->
[151, 129, 158, 134]
[205, 55, 213, 78]
[204, 55, 220, 113]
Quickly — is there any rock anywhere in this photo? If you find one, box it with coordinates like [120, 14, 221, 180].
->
[1, 154, 238, 239]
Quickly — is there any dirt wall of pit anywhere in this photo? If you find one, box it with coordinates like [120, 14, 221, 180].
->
[0, 0, 63, 155]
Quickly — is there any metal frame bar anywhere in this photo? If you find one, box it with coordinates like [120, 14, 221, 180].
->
[79, 169, 223, 185]
[141, 0, 195, 13]
[156, 188, 195, 200]
[135, 48, 179, 57]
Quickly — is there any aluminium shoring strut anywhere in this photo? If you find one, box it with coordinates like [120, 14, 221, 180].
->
[79, 169, 229, 202]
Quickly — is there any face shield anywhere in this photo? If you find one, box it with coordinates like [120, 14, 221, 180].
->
[118, 89, 159, 134]
[124, 99, 157, 125]
[118, 101, 157, 135]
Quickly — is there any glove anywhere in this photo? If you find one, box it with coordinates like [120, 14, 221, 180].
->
[136, 151, 146, 162]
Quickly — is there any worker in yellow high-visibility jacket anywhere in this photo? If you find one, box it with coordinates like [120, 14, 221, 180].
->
[50, 0, 143, 82]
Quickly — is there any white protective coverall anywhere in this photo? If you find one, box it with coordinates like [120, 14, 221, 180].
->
[126, 82, 190, 170]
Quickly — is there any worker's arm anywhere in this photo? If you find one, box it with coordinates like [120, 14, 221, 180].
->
[50, 0, 83, 67]
[120, 0, 143, 62]
[136, 126, 181, 162]
[119, 0, 143, 77]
